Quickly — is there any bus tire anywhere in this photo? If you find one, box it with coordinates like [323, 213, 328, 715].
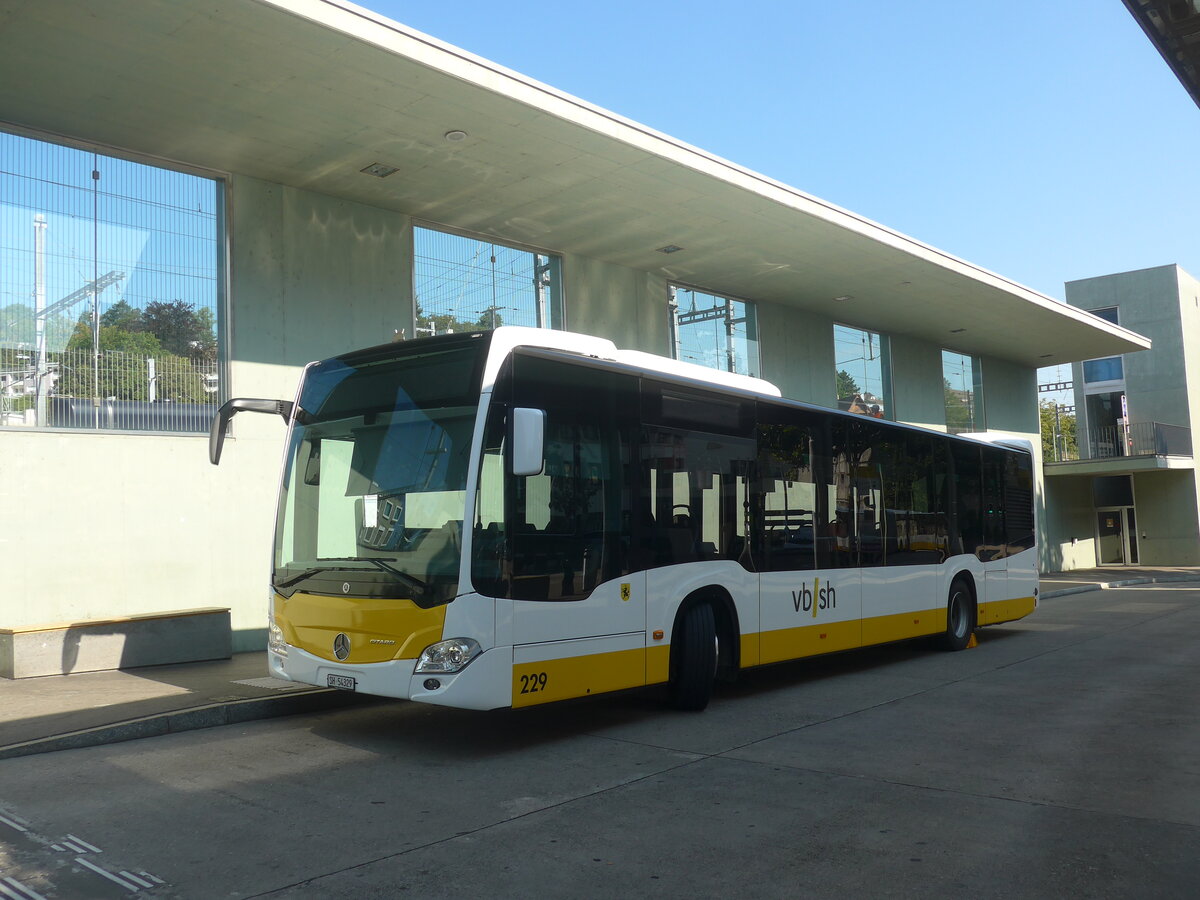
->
[939, 577, 976, 652]
[670, 602, 717, 711]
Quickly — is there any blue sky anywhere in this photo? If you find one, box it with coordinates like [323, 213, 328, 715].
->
[358, 0, 1199, 310]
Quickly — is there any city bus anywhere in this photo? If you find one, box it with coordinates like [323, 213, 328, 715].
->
[210, 326, 1037, 711]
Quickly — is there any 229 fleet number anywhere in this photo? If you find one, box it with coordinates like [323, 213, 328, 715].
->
[519, 672, 548, 694]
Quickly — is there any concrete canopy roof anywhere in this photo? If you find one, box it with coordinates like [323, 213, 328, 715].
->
[0, 0, 1148, 367]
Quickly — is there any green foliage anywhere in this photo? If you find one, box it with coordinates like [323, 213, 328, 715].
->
[944, 378, 973, 433]
[835, 369, 860, 400]
[1040, 399, 1077, 461]
[100, 299, 143, 332]
[414, 302, 480, 337]
[50, 299, 216, 403]
[142, 300, 216, 359]
[1, 302, 79, 353]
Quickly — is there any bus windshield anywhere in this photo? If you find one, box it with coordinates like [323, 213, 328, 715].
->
[273, 337, 488, 605]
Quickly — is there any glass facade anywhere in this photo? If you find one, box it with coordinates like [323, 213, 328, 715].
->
[0, 129, 223, 433]
[670, 286, 759, 377]
[834, 324, 890, 418]
[942, 349, 984, 434]
[412, 226, 562, 335]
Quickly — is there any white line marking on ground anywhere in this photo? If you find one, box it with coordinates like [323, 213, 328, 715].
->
[74, 857, 139, 892]
[65, 835, 101, 853]
[121, 871, 154, 889]
[0, 816, 27, 834]
[1, 877, 47, 900]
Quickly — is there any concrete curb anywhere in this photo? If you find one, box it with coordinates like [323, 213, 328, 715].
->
[1039, 574, 1200, 600]
[0, 688, 375, 761]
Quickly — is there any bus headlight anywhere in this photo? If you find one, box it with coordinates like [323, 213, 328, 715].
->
[268, 621, 288, 657]
[415, 638, 481, 674]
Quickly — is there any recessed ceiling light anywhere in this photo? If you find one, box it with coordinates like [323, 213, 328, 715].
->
[444, 130, 468, 142]
[1039, 353, 1054, 358]
[833, 295, 852, 303]
[657, 245, 683, 254]
[949, 328, 966, 333]
[360, 162, 399, 178]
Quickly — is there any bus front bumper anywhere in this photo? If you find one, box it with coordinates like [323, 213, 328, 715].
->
[269, 644, 513, 710]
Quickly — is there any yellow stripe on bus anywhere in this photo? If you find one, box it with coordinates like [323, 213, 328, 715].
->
[860, 609, 944, 645]
[511, 595, 1037, 707]
[980, 595, 1037, 625]
[512, 647, 645, 707]
[759, 619, 861, 664]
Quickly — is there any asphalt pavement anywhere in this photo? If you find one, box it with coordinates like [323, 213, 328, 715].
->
[2, 567, 1197, 761]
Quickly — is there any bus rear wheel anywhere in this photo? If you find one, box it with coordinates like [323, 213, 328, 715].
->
[939, 577, 976, 652]
[670, 602, 717, 711]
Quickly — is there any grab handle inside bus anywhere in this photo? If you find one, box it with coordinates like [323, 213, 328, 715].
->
[209, 398, 294, 465]
[510, 407, 546, 477]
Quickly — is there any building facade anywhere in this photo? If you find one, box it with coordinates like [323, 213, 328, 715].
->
[1043, 265, 1198, 569]
[0, 0, 1146, 670]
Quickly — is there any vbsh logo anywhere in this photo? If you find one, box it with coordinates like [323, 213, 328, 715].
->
[792, 578, 837, 618]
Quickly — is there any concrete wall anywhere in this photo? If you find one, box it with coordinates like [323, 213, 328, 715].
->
[889, 335, 944, 430]
[2, 171, 1045, 653]
[1048, 266, 1200, 570]
[1067, 265, 1188, 433]
[1041, 476, 1099, 571]
[0, 176, 418, 652]
[1133, 469, 1200, 565]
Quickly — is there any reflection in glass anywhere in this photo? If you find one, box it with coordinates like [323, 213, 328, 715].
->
[671, 286, 759, 377]
[942, 349, 983, 434]
[413, 227, 561, 336]
[834, 324, 890, 418]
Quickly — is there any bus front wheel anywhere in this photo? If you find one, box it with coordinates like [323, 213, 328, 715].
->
[939, 578, 976, 652]
[670, 602, 717, 711]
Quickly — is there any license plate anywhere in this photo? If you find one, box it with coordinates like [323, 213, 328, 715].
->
[326, 673, 356, 691]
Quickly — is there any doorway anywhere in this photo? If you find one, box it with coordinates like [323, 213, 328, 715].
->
[1095, 506, 1138, 566]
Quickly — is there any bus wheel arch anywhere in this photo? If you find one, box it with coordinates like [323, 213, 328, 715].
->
[939, 573, 977, 652]
[668, 587, 739, 710]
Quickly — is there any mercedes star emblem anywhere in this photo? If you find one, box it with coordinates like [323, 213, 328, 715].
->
[333, 633, 350, 661]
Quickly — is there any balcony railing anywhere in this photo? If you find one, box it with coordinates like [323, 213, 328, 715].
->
[1086, 422, 1192, 460]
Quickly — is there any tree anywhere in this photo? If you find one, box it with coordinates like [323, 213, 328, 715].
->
[100, 299, 144, 332]
[142, 300, 215, 358]
[835, 369, 860, 400]
[1040, 399, 1077, 461]
[944, 378, 973, 433]
[414, 302, 467, 337]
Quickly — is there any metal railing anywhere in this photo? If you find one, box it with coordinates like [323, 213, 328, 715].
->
[1087, 422, 1192, 459]
[1, 350, 218, 433]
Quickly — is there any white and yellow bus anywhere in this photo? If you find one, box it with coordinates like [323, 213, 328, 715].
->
[211, 327, 1037, 711]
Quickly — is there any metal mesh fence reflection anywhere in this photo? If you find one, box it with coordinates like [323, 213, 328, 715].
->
[1, 349, 217, 431]
[0, 128, 221, 434]
[413, 227, 559, 334]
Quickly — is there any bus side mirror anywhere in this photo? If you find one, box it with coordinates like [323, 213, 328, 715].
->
[210, 398, 294, 465]
[510, 407, 546, 477]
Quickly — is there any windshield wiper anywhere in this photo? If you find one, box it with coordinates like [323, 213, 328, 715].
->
[274, 557, 426, 595]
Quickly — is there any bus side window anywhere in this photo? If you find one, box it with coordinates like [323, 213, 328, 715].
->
[981, 447, 1008, 560]
[497, 353, 638, 601]
[642, 427, 755, 569]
